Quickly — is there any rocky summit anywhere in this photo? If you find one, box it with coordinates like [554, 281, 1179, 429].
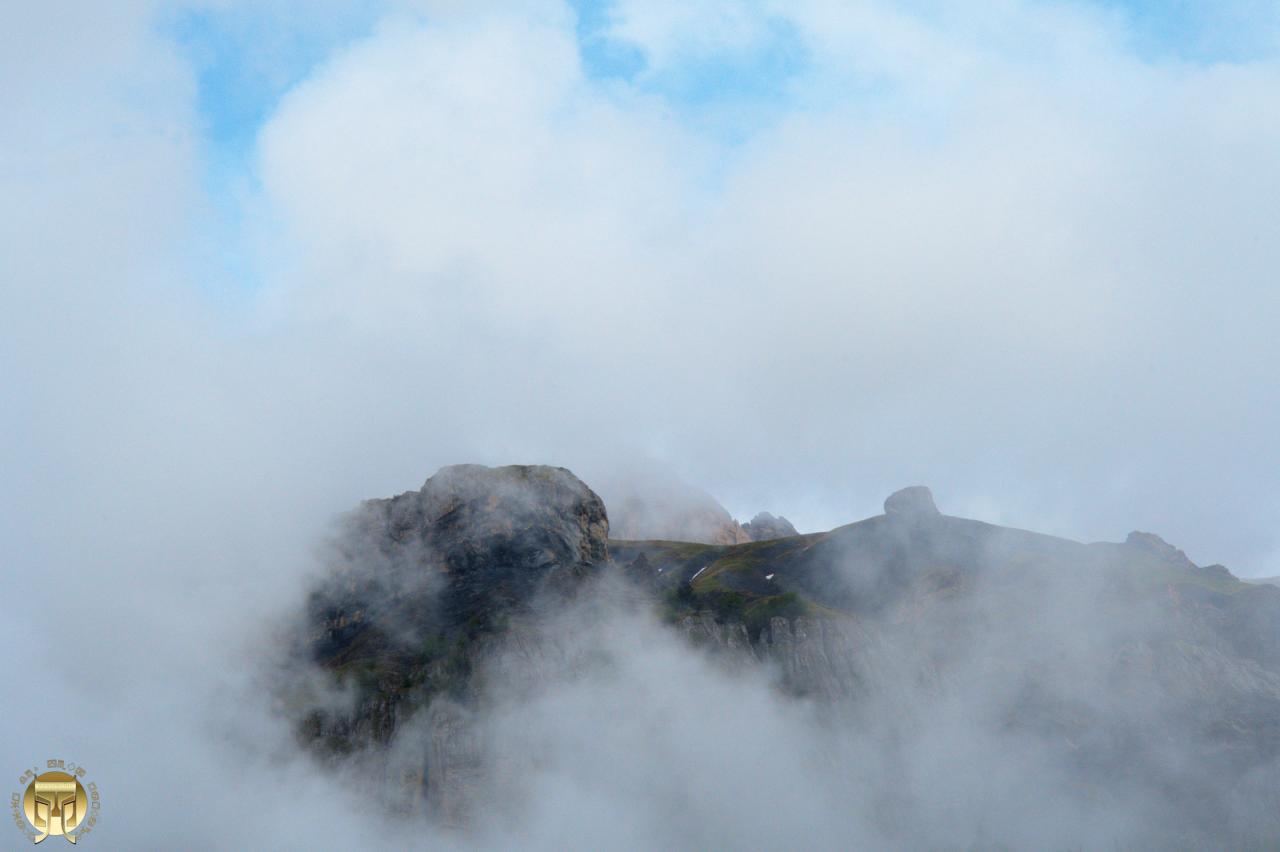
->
[883, 484, 940, 518]
[304, 465, 608, 721]
[741, 511, 798, 541]
[289, 464, 1280, 844]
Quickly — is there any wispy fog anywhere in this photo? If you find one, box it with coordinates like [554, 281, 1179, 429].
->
[3, 1, 1279, 848]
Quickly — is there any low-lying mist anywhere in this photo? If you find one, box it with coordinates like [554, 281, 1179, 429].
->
[5, 455, 1279, 849]
[6, 2, 1280, 849]
[270, 469, 1280, 849]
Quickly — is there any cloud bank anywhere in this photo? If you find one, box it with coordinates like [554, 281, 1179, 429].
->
[2, 0, 1279, 847]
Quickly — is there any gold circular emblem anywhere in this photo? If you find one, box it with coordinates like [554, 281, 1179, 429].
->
[22, 771, 87, 843]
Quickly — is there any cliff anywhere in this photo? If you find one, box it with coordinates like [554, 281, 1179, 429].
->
[287, 469, 1280, 842]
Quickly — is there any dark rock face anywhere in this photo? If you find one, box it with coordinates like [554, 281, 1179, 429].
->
[883, 485, 940, 519]
[741, 511, 798, 541]
[421, 464, 609, 564]
[291, 466, 1280, 845]
[315, 464, 608, 633]
[299, 464, 609, 777]
[415, 464, 609, 623]
[678, 613, 873, 699]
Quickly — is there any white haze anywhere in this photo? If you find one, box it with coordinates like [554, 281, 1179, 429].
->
[2, 0, 1279, 848]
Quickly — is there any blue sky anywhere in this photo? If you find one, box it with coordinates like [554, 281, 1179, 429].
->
[165, 3, 382, 170]
[167, 0, 808, 168]
[165, 0, 1277, 183]
[155, 0, 1280, 313]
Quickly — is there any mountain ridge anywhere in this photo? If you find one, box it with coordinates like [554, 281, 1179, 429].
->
[285, 464, 1280, 843]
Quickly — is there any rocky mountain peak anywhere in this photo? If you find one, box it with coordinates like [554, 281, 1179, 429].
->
[311, 464, 609, 655]
[884, 485, 940, 519]
[742, 512, 799, 541]
[418, 464, 609, 566]
[1124, 530, 1194, 570]
[295, 462, 1280, 845]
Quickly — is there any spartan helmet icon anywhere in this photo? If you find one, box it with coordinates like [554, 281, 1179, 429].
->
[23, 772, 87, 845]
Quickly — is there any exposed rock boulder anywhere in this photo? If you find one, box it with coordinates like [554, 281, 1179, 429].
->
[742, 511, 799, 541]
[308, 464, 609, 671]
[296, 465, 613, 823]
[1125, 530, 1195, 570]
[884, 486, 940, 519]
[418, 464, 609, 565]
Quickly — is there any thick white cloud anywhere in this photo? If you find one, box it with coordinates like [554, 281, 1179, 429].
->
[608, 0, 789, 72]
[249, 1, 1280, 567]
[2, 1, 1279, 846]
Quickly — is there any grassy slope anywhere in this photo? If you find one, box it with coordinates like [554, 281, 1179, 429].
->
[305, 519, 1280, 757]
[611, 515, 1268, 631]
[612, 533, 837, 636]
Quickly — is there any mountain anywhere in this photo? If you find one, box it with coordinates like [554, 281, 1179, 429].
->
[740, 511, 799, 541]
[286, 466, 1280, 845]
[590, 465, 792, 544]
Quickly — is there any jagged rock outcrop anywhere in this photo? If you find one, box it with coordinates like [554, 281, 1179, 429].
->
[1125, 529, 1195, 569]
[298, 464, 610, 798]
[883, 485, 940, 519]
[1124, 530, 1243, 585]
[310, 464, 608, 646]
[741, 511, 798, 541]
[290, 475, 1280, 844]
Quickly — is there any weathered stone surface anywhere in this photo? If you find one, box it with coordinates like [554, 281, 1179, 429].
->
[760, 616, 873, 700]
[298, 464, 611, 774]
[678, 612, 759, 670]
[883, 485, 939, 519]
[310, 464, 609, 652]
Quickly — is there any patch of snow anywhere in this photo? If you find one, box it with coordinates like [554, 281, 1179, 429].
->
[765, 573, 775, 580]
[690, 565, 709, 582]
